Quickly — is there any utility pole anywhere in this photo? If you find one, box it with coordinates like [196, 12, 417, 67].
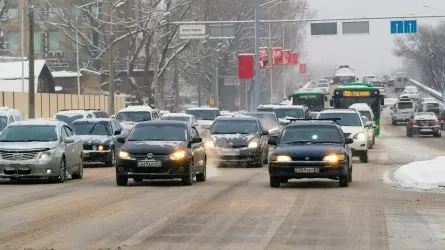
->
[76, 8, 81, 107]
[21, 1, 25, 93]
[173, 56, 179, 112]
[197, 49, 201, 107]
[253, 0, 261, 109]
[214, 65, 219, 108]
[154, 53, 159, 107]
[28, 1, 35, 119]
[108, 6, 115, 114]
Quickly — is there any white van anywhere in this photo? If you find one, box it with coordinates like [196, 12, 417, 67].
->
[349, 103, 376, 148]
[115, 105, 161, 132]
[0, 107, 22, 132]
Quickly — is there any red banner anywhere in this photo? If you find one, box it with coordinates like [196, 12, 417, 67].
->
[290, 52, 298, 65]
[238, 53, 254, 79]
[300, 63, 307, 74]
[259, 47, 269, 68]
[283, 50, 291, 65]
[272, 47, 283, 65]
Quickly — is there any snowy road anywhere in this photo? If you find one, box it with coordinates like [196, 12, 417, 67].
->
[1, 90, 445, 249]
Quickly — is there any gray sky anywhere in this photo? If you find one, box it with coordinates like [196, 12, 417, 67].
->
[303, 0, 445, 79]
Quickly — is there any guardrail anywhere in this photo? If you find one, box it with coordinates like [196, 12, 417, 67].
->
[409, 79, 444, 106]
[301, 81, 314, 89]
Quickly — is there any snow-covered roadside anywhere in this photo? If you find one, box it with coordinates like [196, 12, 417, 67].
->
[387, 156, 445, 190]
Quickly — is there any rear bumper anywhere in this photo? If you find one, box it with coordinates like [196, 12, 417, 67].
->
[409, 126, 440, 134]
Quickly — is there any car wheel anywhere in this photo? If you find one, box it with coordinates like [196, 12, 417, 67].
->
[359, 152, 368, 163]
[270, 176, 280, 188]
[262, 148, 269, 164]
[392, 120, 397, 125]
[133, 177, 143, 182]
[372, 135, 375, 145]
[196, 158, 206, 182]
[182, 161, 193, 186]
[56, 158, 66, 183]
[106, 148, 116, 167]
[368, 141, 373, 149]
[339, 176, 349, 187]
[71, 159, 84, 180]
[255, 153, 264, 168]
[280, 179, 288, 183]
[407, 129, 412, 137]
[116, 175, 128, 186]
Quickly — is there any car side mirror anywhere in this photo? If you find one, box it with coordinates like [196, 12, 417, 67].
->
[110, 115, 116, 119]
[345, 138, 353, 144]
[268, 136, 278, 145]
[191, 137, 202, 143]
[261, 129, 269, 135]
[365, 121, 373, 127]
[329, 100, 334, 107]
[117, 137, 126, 143]
[381, 98, 385, 105]
[64, 138, 74, 144]
[114, 130, 121, 135]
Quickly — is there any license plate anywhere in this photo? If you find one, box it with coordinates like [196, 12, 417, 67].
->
[221, 149, 239, 156]
[137, 160, 162, 167]
[295, 168, 319, 173]
[420, 129, 432, 132]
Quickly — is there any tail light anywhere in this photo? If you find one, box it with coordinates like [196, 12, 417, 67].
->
[411, 120, 417, 125]
[436, 120, 440, 125]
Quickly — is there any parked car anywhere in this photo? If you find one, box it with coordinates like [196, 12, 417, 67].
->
[0, 120, 83, 183]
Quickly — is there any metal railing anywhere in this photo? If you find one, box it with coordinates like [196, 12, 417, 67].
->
[409, 79, 444, 107]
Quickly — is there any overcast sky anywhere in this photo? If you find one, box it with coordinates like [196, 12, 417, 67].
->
[303, 0, 445, 79]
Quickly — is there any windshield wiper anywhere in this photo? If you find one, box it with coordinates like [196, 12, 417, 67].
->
[87, 124, 97, 135]
[284, 140, 312, 144]
[311, 141, 342, 144]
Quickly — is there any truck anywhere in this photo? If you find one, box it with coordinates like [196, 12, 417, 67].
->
[333, 65, 356, 85]
[394, 72, 408, 92]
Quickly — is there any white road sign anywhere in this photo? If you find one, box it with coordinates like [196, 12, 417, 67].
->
[180, 25, 206, 39]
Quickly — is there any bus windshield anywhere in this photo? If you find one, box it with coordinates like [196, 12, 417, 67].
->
[292, 94, 324, 111]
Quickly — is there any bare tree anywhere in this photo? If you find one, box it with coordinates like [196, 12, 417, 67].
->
[0, 0, 9, 54]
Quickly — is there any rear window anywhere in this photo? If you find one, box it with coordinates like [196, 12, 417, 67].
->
[427, 103, 439, 108]
[93, 111, 109, 118]
[397, 102, 413, 109]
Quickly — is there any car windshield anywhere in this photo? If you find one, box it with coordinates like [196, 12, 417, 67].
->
[359, 110, 372, 121]
[247, 113, 277, 129]
[55, 114, 84, 125]
[318, 83, 328, 87]
[0, 125, 58, 142]
[0, 116, 8, 131]
[186, 110, 216, 120]
[128, 124, 186, 141]
[318, 112, 362, 126]
[398, 102, 413, 109]
[280, 125, 342, 144]
[161, 116, 190, 122]
[273, 108, 304, 119]
[71, 122, 112, 136]
[211, 120, 258, 134]
[116, 111, 151, 122]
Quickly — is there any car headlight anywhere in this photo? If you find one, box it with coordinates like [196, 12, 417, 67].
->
[38, 150, 55, 160]
[323, 154, 345, 163]
[169, 150, 187, 160]
[205, 140, 214, 148]
[367, 130, 373, 137]
[98, 145, 107, 151]
[248, 139, 259, 149]
[119, 151, 131, 159]
[353, 132, 366, 140]
[270, 155, 292, 162]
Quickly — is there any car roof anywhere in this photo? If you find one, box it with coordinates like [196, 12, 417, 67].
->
[11, 119, 64, 126]
[415, 112, 437, 118]
[349, 103, 372, 111]
[186, 106, 219, 111]
[72, 118, 113, 123]
[135, 120, 189, 127]
[163, 112, 193, 117]
[273, 105, 305, 109]
[118, 105, 155, 112]
[286, 120, 340, 127]
[56, 110, 89, 115]
[246, 111, 276, 115]
[215, 116, 258, 121]
[257, 104, 279, 108]
[319, 108, 358, 114]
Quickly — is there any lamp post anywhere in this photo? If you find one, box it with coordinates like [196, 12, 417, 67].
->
[253, 0, 261, 110]
[267, 1, 283, 103]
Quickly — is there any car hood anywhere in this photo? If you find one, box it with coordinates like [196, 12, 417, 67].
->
[0, 141, 59, 152]
[210, 134, 256, 147]
[273, 144, 344, 158]
[76, 135, 111, 144]
[121, 140, 185, 154]
[197, 120, 214, 127]
[340, 126, 364, 135]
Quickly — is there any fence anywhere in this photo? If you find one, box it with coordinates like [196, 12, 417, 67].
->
[0, 92, 126, 119]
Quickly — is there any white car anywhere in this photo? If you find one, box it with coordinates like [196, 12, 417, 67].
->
[349, 103, 376, 148]
[185, 107, 220, 136]
[317, 109, 371, 163]
[317, 79, 330, 93]
[403, 86, 419, 100]
[115, 105, 161, 132]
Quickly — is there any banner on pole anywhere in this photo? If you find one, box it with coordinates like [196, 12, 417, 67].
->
[259, 47, 269, 68]
[300, 63, 307, 74]
[272, 47, 283, 65]
[283, 50, 291, 64]
[238, 53, 254, 79]
[290, 52, 298, 65]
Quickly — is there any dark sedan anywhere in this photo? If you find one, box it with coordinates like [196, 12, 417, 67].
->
[406, 112, 441, 137]
[71, 118, 126, 167]
[115, 120, 206, 186]
[268, 120, 353, 188]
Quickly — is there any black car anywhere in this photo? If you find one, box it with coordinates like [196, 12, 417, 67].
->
[406, 112, 441, 137]
[205, 116, 269, 167]
[115, 120, 206, 186]
[71, 118, 125, 167]
[245, 111, 282, 136]
[267, 120, 353, 188]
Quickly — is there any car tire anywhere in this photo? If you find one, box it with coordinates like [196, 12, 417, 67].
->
[106, 148, 116, 167]
[116, 176, 128, 186]
[196, 159, 206, 182]
[55, 158, 66, 183]
[262, 148, 269, 164]
[368, 141, 373, 149]
[182, 161, 193, 186]
[407, 129, 412, 137]
[360, 152, 368, 163]
[348, 172, 352, 183]
[255, 153, 264, 168]
[392, 120, 397, 125]
[372, 135, 375, 145]
[71, 159, 84, 180]
[133, 177, 143, 182]
[270, 176, 280, 188]
[434, 132, 441, 138]
[339, 176, 349, 187]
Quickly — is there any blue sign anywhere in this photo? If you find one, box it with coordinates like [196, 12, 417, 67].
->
[391, 20, 417, 34]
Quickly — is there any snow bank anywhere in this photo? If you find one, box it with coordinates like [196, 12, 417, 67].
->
[394, 156, 445, 190]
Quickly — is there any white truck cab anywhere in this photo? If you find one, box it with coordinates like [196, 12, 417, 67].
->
[0, 107, 22, 132]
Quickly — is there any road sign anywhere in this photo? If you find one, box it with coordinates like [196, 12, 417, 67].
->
[342, 21, 369, 34]
[391, 20, 417, 34]
[209, 24, 235, 39]
[310, 22, 337, 35]
[235, 97, 240, 106]
[180, 25, 206, 39]
[209, 95, 215, 105]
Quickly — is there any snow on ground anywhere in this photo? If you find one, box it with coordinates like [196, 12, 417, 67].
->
[392, 156, 445, 190]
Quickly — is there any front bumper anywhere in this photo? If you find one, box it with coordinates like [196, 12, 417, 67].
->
[349, 138, 367, 152]
[269, 161, 348, 178]
[82, 150, 112, 164]
[206, 147, 262, 164]
[116, 157, 191, 179]
[0, 157, 62, 179]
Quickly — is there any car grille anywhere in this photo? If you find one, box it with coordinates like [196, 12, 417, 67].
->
[216, 143, 247, 148]
[292, 156, 324, 161]
[133, 167, 166, 174]
[0, 152, 38, 161]
[131, 153, 168, 160]
[343, 133, 351, 138]
[3, 169, 32, 175]
[416, 120, 435, 126]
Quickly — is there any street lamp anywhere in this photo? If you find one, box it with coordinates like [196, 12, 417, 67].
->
[267, 1, 283, 103]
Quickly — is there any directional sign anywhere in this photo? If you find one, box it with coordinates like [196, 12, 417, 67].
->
[209, 24, 235, 39]
[391, 20, 417, 34]
[180, 25, 206, 39]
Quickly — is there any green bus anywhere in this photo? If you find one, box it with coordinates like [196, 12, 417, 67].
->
[292, 88, 327, 111]
[331, 82, 385, 136]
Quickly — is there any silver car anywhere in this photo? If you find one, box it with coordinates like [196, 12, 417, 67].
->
[0, 120, 83, 183]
